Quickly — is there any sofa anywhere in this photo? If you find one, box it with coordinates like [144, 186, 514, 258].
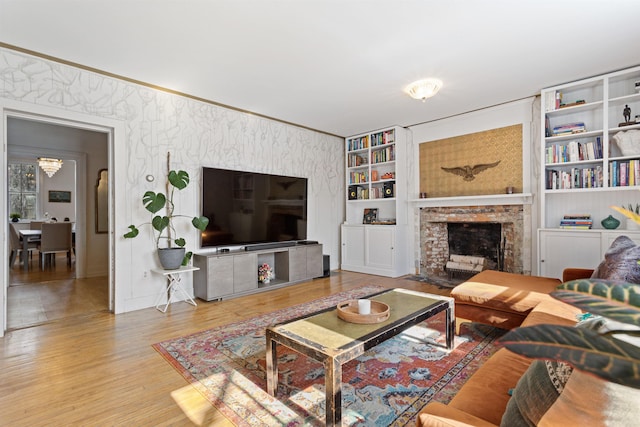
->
[417, 235, 640, 427]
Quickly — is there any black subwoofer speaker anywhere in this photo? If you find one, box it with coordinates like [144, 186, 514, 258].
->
[322, 255, 330, 277]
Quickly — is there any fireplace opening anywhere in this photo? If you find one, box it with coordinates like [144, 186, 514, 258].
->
[447, 222, 504, 271]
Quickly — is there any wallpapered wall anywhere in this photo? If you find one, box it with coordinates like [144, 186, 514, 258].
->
[419, 124, 523, 197]
[0, 46, 344, 314]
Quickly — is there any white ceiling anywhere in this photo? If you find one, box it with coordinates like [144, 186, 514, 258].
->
[2, 0, 640, 137]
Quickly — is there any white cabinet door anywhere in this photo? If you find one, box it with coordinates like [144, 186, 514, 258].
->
[341, 225, 365, 268]
[365, 226, 395, 271]
[539, 230, 601, 280]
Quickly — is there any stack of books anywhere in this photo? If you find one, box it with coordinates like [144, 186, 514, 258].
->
[559, 214, 593, 229]
[552, 122, 586, 136]
[545, 138, 603, 164]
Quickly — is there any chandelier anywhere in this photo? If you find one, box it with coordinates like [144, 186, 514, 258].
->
[38, 157, 63, 178]
[405, 78, 443, 102]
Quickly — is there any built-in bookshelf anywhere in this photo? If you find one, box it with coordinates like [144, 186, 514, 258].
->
[345, 127, 405, 224]
[539, 65, 640, 276]
[541, 65, 640, 226]
[342, 126, 410, 277]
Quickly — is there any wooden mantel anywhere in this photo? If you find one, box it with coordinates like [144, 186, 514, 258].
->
[409, 193, 533, 208]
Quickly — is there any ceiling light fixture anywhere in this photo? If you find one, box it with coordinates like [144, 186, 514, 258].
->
[38, 157, 63, 178]
[405, 78, 443, 102]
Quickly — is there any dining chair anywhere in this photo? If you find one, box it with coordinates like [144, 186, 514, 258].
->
[28, 221, 45, 244]
[9, 223, 38, 268]
[30, 221, 45, 230]
[38, 222, 73, 270]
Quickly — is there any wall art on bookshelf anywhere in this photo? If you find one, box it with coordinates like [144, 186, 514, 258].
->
[363, 208, 378, 224]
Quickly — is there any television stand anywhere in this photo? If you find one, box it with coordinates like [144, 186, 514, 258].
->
[193, 243, 323, 301]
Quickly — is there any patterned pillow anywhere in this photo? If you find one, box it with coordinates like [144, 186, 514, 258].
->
[590, 235, 640, 283]
[538, 369, 640, 426]
[500, 359, 573, 427]
[500, 316, 609, 426]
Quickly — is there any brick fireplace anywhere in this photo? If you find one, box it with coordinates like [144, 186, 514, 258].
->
[420, 204, 528, 277]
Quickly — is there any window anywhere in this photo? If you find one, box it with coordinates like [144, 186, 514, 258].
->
[8, 162, 37, 220]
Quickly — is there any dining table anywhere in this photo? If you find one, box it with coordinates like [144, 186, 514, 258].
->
[18, 227, 75, 271]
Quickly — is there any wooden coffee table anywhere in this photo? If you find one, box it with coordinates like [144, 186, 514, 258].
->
[265, 288, 455, 426]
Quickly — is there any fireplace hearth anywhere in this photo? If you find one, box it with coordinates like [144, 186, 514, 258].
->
[447, 222, 503, 270]
[420, 205, 525, 277]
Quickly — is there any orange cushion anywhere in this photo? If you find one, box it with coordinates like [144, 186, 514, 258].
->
[448, 348, 532, 425]
[452, 271, 561, 315]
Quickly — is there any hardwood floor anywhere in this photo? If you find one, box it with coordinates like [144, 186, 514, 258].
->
[0, 270, 450, 426]
[7, 253, 109, 330]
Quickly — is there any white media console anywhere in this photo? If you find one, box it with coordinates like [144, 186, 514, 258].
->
[193, 242, 323, 301]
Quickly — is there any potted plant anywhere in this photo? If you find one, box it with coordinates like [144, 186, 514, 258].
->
[620, 203, 640, 230]
[10, 212, 21, 222]
[499, 278, 640, 389]
[500, 203, 640, 389]
[124, 153, 209, 269]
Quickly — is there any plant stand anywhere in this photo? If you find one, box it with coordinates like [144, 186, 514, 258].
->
[152, 266, 199, 312]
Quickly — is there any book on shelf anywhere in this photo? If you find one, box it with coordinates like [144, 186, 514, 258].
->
[610, 159, 640, 187]
[545, 166, 603, 189]
[559, 214, 592, 229]
[552, 122, 586, 136]
[371, 129, 395, 146]
[371, 145, 395, 163]
[347, 135, 369, 151]
[563, 214, 591, 219]
[545, 91, 563, 111]
[349, 170, 368, 184]
[545, 138, 602, 164]
[347, 153, 368, 167]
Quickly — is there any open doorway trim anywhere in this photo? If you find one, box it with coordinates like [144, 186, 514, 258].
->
[1, 101, 119, 336]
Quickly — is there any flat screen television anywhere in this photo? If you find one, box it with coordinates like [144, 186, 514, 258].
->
[201, 167, 308, 249]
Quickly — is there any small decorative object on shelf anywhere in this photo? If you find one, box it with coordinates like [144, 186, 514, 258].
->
[600, 215, 621, 230]
[612, 130, 640, 156]
[363, 208, 378, 224]
[258, 263, 273, 284]
[10, 213, 20, 222]
[620, 104, 634, 127]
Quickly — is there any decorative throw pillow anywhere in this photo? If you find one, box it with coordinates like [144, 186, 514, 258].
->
[500, 315, 611, 427]
[538, 369, 640, 426]
[500, 359, 573, 427]
[590, 235, 640, 283]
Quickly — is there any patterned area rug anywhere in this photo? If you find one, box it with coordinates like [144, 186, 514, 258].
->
[153, 285, 504, 426]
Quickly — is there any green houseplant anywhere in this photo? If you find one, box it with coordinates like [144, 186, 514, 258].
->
[499, 278, 640, 389]
[10, 212, 21, 222]
[124, 153, 209, 269]
[500, 203, 640, 389]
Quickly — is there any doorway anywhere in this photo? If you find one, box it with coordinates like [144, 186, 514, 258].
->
[5, 115, 111, 331]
